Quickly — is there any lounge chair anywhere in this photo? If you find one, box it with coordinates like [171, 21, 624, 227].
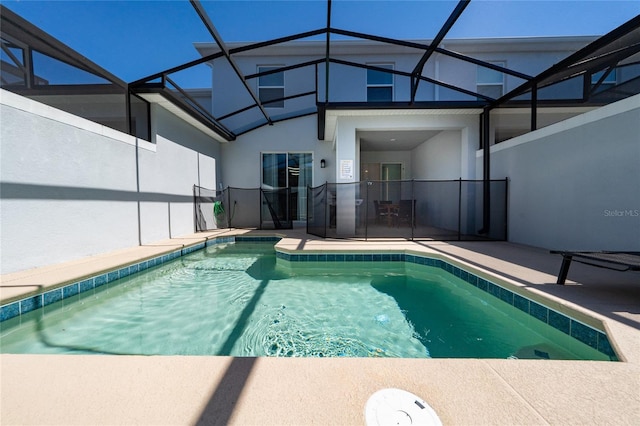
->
[550, 251, 640, 284]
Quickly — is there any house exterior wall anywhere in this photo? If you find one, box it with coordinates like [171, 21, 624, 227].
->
[205, 37, 593, 106]
[206, 37, 594, 190]
[220, 115, 333, 189]
[221, 107, 480, 225]
[0, 89, 221, 274]
[478, 94, 640, 251]
[442, 38, 591, 97]
[411, 130, 462, 180]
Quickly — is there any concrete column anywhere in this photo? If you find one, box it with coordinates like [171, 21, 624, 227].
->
[334, 120, 358, 235]
[460, 123, 478, 180]
[460, 121, 480, 236]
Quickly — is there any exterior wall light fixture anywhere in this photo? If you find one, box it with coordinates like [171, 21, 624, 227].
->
[320, 159, 326, 168]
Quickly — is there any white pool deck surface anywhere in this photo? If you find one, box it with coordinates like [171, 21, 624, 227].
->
[1, 228, 639, 425]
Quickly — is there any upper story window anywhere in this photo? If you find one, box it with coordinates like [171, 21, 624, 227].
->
[367, 63, 394, 102]
[477, 62, 505, 99]
[258, 65, 284, 108]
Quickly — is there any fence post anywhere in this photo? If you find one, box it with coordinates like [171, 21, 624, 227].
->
[259, 188, 264, 230]
[287, 188, 291, 229]
[193, 185, 198, 233]
[458, 178, 462, 241]
[324, 182, 328, 238]
[365, 181, 370, 240]
[227, 187, 232, 229]
[504, 177, 509, 241]
[306, 186, 310, 235]
[410, 179, 415, 241]
[481, 108, 491, 234]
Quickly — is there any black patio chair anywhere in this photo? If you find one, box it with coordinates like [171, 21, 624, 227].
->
[395, 199, 415, 227]
[374, 200, 392, 224]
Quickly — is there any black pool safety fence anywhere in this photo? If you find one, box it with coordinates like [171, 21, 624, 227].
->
[306, 179, 509, 241]
[194, 185, 293, 232]
[194, 179, 508, 241]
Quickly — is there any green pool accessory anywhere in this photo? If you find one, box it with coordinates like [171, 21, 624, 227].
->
[213, 201, 224, 216]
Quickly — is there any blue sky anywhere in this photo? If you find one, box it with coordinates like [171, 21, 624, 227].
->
[3, 0, 640, 81]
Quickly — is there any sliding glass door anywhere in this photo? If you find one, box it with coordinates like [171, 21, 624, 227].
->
[262, 152, 312, 221]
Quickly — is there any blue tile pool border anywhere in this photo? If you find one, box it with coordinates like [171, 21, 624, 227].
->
[0, 236, 259, 323]
[1, 237, 616, 359]
[1, 235, 284, 322]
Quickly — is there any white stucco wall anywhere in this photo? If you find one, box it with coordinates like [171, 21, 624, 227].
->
[208, 37, 592, 107]
[478, 94, 640, 250]
[411, 130, 462, 180]
[220, 115, 334, 189]
[0, 90, 221, 274]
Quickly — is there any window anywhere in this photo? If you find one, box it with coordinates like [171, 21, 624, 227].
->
[258, 65, 284, 108]
[367, 64, 393, 102]
[477, 62, 505, 99]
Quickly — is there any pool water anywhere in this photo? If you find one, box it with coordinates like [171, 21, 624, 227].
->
[0, 242, 611, 360]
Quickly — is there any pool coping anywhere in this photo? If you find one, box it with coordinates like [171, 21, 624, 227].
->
[1, 231, 619, 361]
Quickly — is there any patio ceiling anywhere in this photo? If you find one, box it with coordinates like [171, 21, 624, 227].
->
[358, 130, 442, 152]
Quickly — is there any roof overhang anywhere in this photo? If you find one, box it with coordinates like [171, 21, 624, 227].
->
[135, 90, 234, 143]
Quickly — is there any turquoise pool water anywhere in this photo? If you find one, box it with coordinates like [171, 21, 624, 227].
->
[0, 242, 613, 360]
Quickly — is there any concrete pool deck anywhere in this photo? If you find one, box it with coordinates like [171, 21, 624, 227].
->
[1, 228, 639, 425]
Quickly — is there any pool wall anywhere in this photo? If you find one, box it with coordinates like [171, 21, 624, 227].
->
[0, 235, 617, 359]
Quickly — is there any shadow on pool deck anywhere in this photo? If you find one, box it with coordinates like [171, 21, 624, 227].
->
[196, 357, 257, 426]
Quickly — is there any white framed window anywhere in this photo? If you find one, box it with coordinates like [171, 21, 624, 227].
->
[258, 65, 284, 108]
[367, 63, 394, 102]
[477, 61, 505, 99]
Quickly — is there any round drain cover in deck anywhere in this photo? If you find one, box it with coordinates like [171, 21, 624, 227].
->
[365, 388, 442, 426]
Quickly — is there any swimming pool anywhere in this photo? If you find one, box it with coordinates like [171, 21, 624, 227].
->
[0, 239, 617, 360]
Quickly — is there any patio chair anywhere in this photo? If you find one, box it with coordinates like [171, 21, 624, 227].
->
[373, 200, 392, 224]
[550, 251, 640, 284]
[395, 199, 415, 227]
